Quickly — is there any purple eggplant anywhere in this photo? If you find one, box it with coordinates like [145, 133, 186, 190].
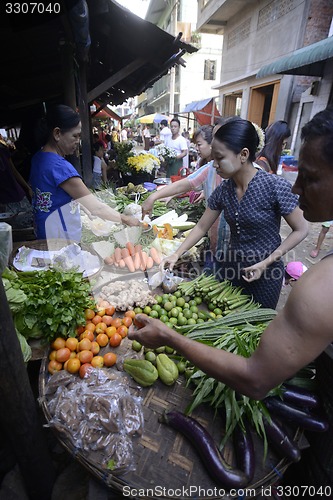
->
[281, 384, 320, 410]
[263, 415, 301, 462]
[233, 418, 255, 481]
[264, 397, 329, 433]
[161, 410, 250, 488]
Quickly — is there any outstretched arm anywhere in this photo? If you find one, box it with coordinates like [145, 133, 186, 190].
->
[129, 257, 333, 399]
[60, 177, 139, 226]
[243, 206, 308, 281]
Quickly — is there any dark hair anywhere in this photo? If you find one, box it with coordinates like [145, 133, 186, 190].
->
[160, 120, 168, 127]
[193, 125, 214, 145]
[105, 134, 112, 142]
[93, 141, 104, 153]
[256, 120, 291, 173]
[170, 118, 180, 126]
[36, 104, 80, 147]
[301, 106, 333, 164]
[213, 117, 259, 162]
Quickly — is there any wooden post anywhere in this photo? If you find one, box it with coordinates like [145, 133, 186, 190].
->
[77, 60, 93, 187]
[62, 41, 82, 175]
[0, 280, 56, 499]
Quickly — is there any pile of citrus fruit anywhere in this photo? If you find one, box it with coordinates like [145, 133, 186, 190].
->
[48, 300, 135, 378]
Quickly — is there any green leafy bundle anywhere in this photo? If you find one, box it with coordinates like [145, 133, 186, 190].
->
[2, 267, 95, 342]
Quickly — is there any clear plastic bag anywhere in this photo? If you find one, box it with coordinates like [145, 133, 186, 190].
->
[148, 268, 183, 292]
[44, 368, 143, 473]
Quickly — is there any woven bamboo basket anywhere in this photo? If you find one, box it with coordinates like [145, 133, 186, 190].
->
[10, 239, 103, 280]
[38, 351, 306, 499]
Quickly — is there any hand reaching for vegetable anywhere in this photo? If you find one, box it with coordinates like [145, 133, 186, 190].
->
[120, 214, 141, 227]
[193, 191, 205, 204]
[242, 262, 266, 282]
[160, 252, 179, 272]
[128, 314, 173, 349]
[141, 198, 154, 219]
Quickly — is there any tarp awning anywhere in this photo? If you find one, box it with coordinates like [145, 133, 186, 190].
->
[181, 98, 221, 125]
[256, 36, 333, 78]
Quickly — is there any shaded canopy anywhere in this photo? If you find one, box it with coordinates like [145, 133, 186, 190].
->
[256, 36, 333, 78]
[138, 113, 170, 124]
[0, 0, 197, 127]
[181, 98, 221, 126]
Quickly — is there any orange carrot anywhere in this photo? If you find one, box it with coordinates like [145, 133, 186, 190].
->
[118, 259, 126, 268]
[150, 247, 161, 265]
[146, 256, 154, 269]
[134, 244, 142, 254]
[114, 247, 122, 263]
[139, 251, 149, 271]
[124, 255, 135, 272]
[133, 252, 141, 270]
[104, 256, 114, 266]
[126, 242, 135, 256]
[121, 247, 130, 259]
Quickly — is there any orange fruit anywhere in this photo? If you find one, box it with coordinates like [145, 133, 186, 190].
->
[79, 363, 94, 379]
[96, 333, 109, 347]
[105, 326, 117, 338]
[99, 300, 110, 309]
[49, 350, 57, 361]
[91, 341, 100, 355]
[78, 338, 92, 351]
[95, 322, 107, 334]
[55, 347, 71, 363]
[91, 355, 104, 368]
[105, 305, 115, 316]
[48, 360, 63, 374]
[51, 337, 66, 350]
[103, 352, 117, 367]
[69, 351, 77, 359]
[110, 317, 122, 329]
[124, 310, 135, 319]
[77, 350, 93, 364]
[117, 325, 128, 339]
[92, 315, 102, 325]
[97, 308, 106, 317]
[101, 315, 113, 326]
[85, 322, 96, 333]
[75, 325, 85, 335]
[109, 332, 122, 347]
[65, 337, 79, 351]
[66, 358, 81, 374]
[85, 308, 95, 320]
[80, 330, 95, 342]
[122, 316, 132, 328]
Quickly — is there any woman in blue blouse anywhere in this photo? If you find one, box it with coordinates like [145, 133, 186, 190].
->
[162, 118, 308, 309]
[30, 105, 139, 241]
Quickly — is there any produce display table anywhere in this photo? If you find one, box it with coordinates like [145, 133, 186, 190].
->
[39, 345, 306, 499]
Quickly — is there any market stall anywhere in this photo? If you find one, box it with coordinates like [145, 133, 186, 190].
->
[2, 182, 329, 498]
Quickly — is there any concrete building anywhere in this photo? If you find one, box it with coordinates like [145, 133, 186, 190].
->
[137, 0, 223, 129]
[197, 0, 333, 156]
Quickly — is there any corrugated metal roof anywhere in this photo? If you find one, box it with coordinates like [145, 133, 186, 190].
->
[182, 98, 213, 113]
[256, 36, 333, 78]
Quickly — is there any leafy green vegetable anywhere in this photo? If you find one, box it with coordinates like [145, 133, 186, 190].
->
[3, 267, 95, 342]
[16, 330, 32, 363]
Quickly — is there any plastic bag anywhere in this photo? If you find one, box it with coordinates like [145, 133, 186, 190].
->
[44, 368, 143, 473]
[0, 223, 12, 274]
[148, 268, 183, 292]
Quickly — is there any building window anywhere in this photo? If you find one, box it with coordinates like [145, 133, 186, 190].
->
[204, 60, 216, 80]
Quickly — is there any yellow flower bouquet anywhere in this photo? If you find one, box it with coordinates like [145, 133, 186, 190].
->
[127, 152, 160, 175]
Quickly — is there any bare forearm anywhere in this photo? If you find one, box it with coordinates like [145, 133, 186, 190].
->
[263, 226, 308, 267]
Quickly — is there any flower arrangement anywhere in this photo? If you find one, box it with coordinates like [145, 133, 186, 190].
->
[127, 151, 160, 174]
[251, 122, 265, 152]
[154, 144, 177, 164]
